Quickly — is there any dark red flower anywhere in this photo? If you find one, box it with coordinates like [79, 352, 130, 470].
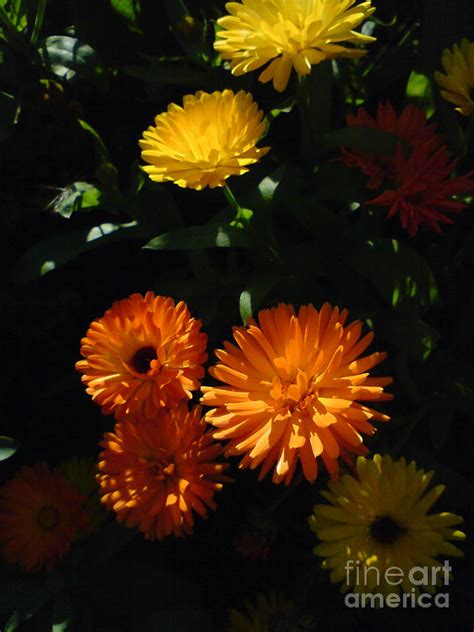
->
[342, 101, 474, 235]
[342, 101, 440, 189]
[368, 143, 474, 236]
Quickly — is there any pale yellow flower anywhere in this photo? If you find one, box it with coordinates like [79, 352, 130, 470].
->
[434, 38, 474, 116]
[214, 0, 376, 92]
[139, 90, 270, 189]
[309, 454, 465, 596]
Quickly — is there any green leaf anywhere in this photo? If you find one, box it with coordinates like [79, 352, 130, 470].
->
[51, 182, 101, 218]
[406, 70, 435, 117]
[39, 36, 97, 81]
[239, 291, 252, 325]
[144, 223, 252, 251]
[239, 277, 278, 324]
[323, 126, 409, 156]
[258, 165, 286, 205]
[0, 435, 18, 461]
[110, 0, 140, 26]
[14, 221, 140, 285]
[0, 0, 27, 31]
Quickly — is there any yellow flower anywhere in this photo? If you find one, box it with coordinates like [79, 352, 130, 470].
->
[308, 454, 465, 596]
[434, 38, 474, 116]
[214, 0, 376, 92]
[139, 90, 270, 190]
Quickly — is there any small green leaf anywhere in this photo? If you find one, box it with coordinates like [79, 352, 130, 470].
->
[144, 224, 252, 251]
[258, 165, 286, 205]
[239, 290, 252, 325]
[110, 0, 140, 26]
[406, 70, 435, 117]
[39, 36, 97, 81]
[0, 435, 18, 461]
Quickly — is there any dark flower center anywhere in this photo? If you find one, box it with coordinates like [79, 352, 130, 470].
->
[369, 515, 407, 544]
[37, 505, 60, 531]
[131, 346, 157, 374]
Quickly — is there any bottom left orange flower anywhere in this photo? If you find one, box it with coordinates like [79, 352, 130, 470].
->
[0, 463, 92, 572]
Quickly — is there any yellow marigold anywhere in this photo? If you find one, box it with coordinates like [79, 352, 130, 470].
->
[76, 292, 207, 422]
[139, 90, 270, 189]
[0, 463, 92, 572]
[214, 0, 376, 92]
[228, 592, 315, 632]
[97, 405, 229, 540]
[434, 38, 474, 116]
[308, 454, 465, 596]
[201, 303, 392, 485]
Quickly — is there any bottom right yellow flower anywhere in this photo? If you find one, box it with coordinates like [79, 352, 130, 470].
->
[308, 454, 465, 597]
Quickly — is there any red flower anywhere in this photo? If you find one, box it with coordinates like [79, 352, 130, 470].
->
[368, 143, 474, 236]
[342, 101, 474, 235]
[342, 101, 440, 189]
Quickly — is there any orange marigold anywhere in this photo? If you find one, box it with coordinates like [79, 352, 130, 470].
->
[76, 292, 207, 422]
[97, 405, 229, 540]
[0, 463, 92, 572]
[201, 303, 392, 485]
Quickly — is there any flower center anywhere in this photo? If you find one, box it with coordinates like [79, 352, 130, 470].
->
[369, 515, 407, 544]
[37, 505, 60, 531]
[142, 452, 176, 480]
[131, 346, 157, 374]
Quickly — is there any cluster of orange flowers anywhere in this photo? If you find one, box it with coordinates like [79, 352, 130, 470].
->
[73, 294, 392, 546]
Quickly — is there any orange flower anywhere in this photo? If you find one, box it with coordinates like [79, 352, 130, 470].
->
[0, 463, 92, 572]
[97, 405, 229, 540]
[342, 101, 440, 189]
[76, 292, 207, 422]
[201, 303, 392, 485]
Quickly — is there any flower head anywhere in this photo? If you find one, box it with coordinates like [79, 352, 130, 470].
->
[0, 463, 92, 572]
[201, 303, 392, 485]
[76, 292, 207, 422]
[342, 101, 474, 235]
[228, 592, 315, 632]
[139, 90, 270, 190]
[342, 101, 440, 189]
[97, 405, 229, 540]
[309, 454, 465, 595]
[215, 0, 376, 92]
[434, 38, 474, 116]
[368, 142, 474, 236]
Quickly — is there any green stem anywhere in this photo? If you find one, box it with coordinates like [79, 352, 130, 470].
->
[223, 182, 242, 213]
[0, 6, 26, 51]
[223, 182, 248, 226]
[30, 0, 47, 46]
